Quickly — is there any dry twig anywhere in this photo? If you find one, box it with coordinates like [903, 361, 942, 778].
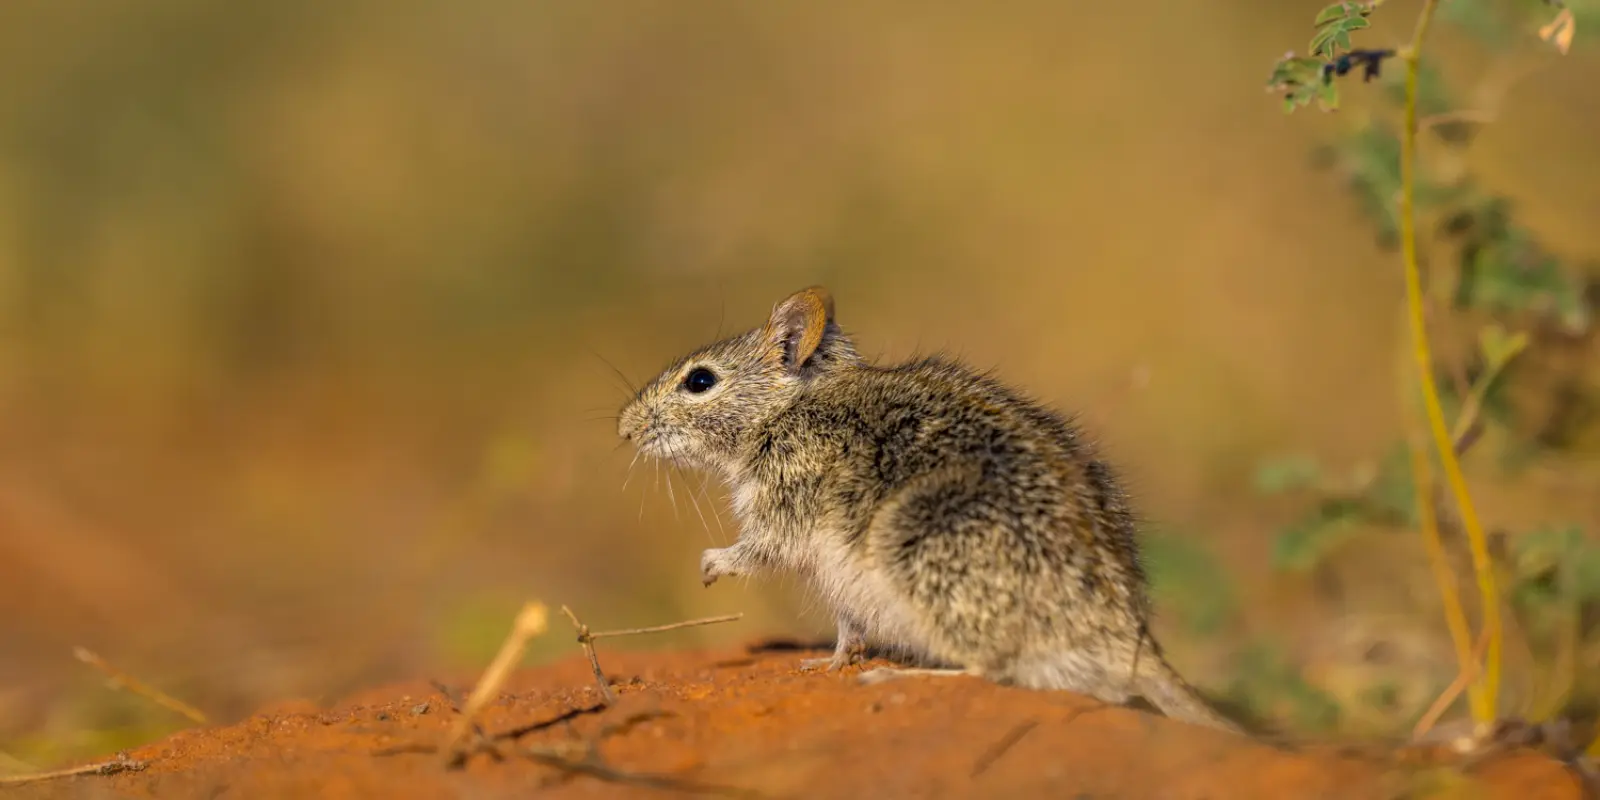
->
[383, 604, 740, 776]
[428, 680, 464, 713]
[1413, 624, 1493, 742]
[442, 601, 550, 763]
[585, 614, 744, 640]
[561, 606, 619, 705]
[0, 756, 147, 786]
[970, 719, 1038, 778]
[73, 646, 208, 724]
[560, 606, 742, 705]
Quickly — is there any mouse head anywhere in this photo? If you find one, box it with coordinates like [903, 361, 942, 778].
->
[618, 286, 860, 475]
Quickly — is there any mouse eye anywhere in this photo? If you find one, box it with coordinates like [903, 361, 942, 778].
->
[682, 366, 718, 394]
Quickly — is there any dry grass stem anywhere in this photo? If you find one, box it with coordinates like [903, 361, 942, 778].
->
[73, 646, 208, 725]
[0, 756, 147, 786]
[442, 601, 550, 761]
[586, 613, 744, 640]
[561, 606, 742, 705]
[1413, 624, 1492, 742]
[560, 605, 617, 705]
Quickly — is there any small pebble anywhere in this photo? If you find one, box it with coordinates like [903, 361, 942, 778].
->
[376, 712, 390, 722]
[411, 703, 430, 716]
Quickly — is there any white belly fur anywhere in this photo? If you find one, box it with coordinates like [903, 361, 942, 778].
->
[803, 533, 933, 660]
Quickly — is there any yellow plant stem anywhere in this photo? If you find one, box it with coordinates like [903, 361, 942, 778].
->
[1400, 0, 1502, 726]
[1399, 343, 1480, 727]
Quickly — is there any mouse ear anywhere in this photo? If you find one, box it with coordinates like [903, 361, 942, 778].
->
[764, 286, 835, 375]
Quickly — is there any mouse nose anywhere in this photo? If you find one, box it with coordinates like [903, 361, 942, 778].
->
[617, 405, 649, 441]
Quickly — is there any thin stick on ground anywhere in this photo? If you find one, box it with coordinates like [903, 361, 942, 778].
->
[586, 613, 743, 640]
[1398, 0, 1503, 727]
[442, 601, 550, 763]
[0, 757, 147, 786]
[561, 606, 617, 705]
[73, 646, 208, 725]
[970, 719, 1038, 778]
[560, 606, 742, 705]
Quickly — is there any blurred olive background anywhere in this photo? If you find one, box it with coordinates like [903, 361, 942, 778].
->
[2, 0, 1598, 760]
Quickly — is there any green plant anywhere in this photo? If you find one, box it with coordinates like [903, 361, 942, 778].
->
[1223, 640, 1344, 732]
[1144, 528, 1239, 637]
[1264, 0, 1596, 737]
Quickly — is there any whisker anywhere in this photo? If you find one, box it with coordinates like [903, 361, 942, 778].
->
[586, 345, 639, 399]
[621, 448, 641, 492]
[652, 459, 666, 520]
[696, 472, 726, 544]
[668, 442, 715, 546]
[685, 478, 715, 545]
[663, 459, 680, 522]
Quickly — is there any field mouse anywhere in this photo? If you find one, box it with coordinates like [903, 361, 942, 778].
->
[617, 286, 1242, 734]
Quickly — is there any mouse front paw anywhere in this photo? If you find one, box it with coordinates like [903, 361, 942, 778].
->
[699, 547, 742, 587]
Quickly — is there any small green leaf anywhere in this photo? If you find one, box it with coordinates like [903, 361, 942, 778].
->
[1272, 499, 1364, 571]
[1318, 79, 1341, 110]
[1315, 3, 1351, 25]
[1310, 30, 1335, 57]
[1268, 54, 1336, 116]
[1344, 16, 1371, 31]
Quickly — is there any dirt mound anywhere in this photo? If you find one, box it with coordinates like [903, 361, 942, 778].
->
[5, 643, 1586, 799]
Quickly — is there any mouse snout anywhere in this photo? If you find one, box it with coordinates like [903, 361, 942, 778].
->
[617, 403, 651, 442]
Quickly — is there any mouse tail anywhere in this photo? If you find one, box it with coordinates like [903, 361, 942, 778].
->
[1134, 656, 1246, 735]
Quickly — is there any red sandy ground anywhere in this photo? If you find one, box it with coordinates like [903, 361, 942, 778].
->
[5, 643, 1588, 800]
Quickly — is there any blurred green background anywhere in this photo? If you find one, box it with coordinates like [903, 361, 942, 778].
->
[2, 0, 1598, 763]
